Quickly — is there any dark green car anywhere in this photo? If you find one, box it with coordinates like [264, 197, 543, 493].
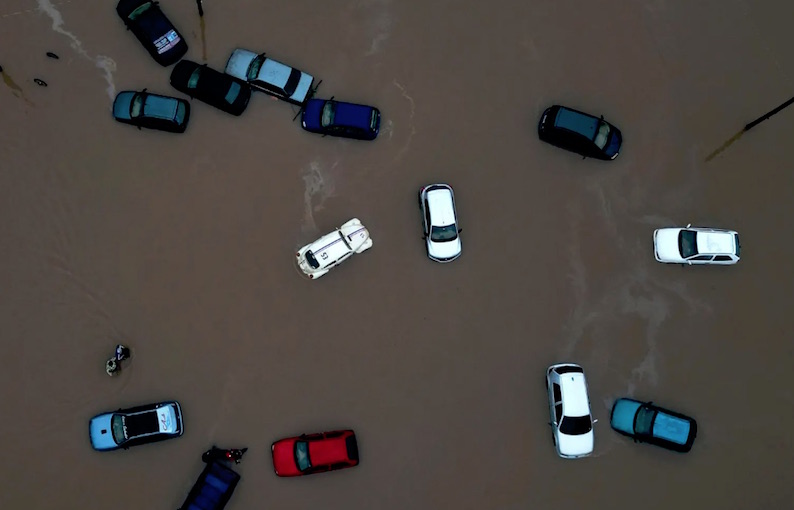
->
[113, 89, 190, 133]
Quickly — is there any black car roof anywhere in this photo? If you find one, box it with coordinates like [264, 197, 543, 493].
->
[554, 106, 599, 138]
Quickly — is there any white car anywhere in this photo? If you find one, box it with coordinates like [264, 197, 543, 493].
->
[653, 224, 740, 265]
[546, 363, 595, 459]
[419, 184, 462, 263]
[296, 218, 373, 279]
[224, 49, 315, 105]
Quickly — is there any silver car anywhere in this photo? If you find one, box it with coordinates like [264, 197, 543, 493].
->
[224, 49, 315, 105]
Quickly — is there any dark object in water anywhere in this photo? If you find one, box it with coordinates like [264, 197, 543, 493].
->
[34, 79, 47, 87]
[46, 52, 60, 60]
[0, 65, 4, 73]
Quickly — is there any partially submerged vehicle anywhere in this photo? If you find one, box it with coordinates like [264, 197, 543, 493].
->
[224, 49, 316, 106]
[296, 218, 373, 279]
[116, 0, 187, 66]
[177, 460, 240, 510]
[89, 400, 183, 451]
[610, 398, 697, 452]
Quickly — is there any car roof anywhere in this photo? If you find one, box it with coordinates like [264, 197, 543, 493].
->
[554, 107, 599, 139]
[308, 230, 352, 269]
[427, 187, 456, 227]
[695, 230, 735, 254]
[308, 436, 348, 466]
[143, 93, 178, 119]
[560, 373, 590, 417]
[332, 101, 375, 129]
[260, 58, 293, 87]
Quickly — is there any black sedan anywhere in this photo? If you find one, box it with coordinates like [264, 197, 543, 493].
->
[113, 89, 190, 133]
[116, 0, 187, 66]
[538, 105, 622, 160]
[170, 60, 252, 116]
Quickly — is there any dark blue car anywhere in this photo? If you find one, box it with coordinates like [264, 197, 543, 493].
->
[610, 398, 697, 453]
[116, 0, 188, 67]
[301, 98, 380, 140]
[538, 105, 622, 160]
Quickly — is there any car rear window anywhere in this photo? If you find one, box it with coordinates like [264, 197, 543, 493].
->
[559, 415, 592, 435]
[679, 230, 698, 258]
[295, 441, 311, 471]
[305, 251, 320, 269]
[225, 81, 242, 104]
[128, 2, 153, 20]
[187, 67, 201, 89]
[284, 69, 302, 96]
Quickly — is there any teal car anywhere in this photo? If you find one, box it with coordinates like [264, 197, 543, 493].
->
[113, 89, 190, 133]
[610, 398, 697, 452]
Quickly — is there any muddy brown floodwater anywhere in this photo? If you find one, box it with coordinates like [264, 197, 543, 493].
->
[1, 1, 793, 509]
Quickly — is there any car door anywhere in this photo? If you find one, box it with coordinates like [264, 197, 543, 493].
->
[688, 254, 714, 265]
[549, 380, 563, 437]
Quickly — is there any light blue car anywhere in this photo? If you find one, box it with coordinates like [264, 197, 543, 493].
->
[89, 401, 183, 451]
[610, 398, 697, 453]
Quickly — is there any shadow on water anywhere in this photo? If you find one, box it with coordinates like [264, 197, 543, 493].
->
[1, 66, 35, 106]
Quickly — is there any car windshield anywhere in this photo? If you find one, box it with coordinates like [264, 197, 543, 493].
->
[130, 93, 144, 118]
[321, 101, 336, 128]
[225, 81, 241, 104]
[678, 230, 698, 258]
[283, 69, 302, 96]
[305, 251, 320, 269]
[127, 2, 153, 21]
[559, 415, 592, 435]
[111, 414, 126, 444]
[187, 67, 201, 89]
[175, 102, 187, 124]
[248, 55, 266, 81]
[593, 121, 610, 149]
[430, 224, 458, 242]
[295, 441, 311, 471]
[634, 406, 656, 436]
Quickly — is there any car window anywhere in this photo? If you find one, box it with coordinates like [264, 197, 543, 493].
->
[559, 415, 592, 435]
[715, 255, 732, 261]
[130, 94, 144, 118]
[224, 81, 241, 104]
[430, 224, 458, 242]
[424, 204, 431, 230]
[305, 250, 320, 269]
[693, 255, 712, 261]
[187, 67, 201, 89]
[552, 383, 562, 403]
[175, 102, 187, 125]
[554, 403, 563, 423]
[295, 441, 311, 471]
[321, 101, 336, 128]
[593, 121, 610, 149]
[248, 55, 266, 81]
[634, 406, 656, 436]
[283, 69, 302, 96]
[127, 2, 153, 21]
[111, 414, 126, 444]
[678, 230, 698, 258]
[330, 463, 347, 470]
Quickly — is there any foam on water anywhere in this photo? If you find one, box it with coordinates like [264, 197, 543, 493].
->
[300, 159, 337, 237]
[37, 0, 117, 103]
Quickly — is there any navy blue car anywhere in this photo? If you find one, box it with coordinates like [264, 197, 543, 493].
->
[116, 0, 187, 66]
[538, 105, 622, 160]
[301, 98, 380, 140]
[610, 398, 697, 453]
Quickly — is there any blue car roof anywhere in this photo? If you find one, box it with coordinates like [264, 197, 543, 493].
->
[144, 93, 178, 120]
[332, 101, 375, 129]
[554, 107, 599, 139]
[652, 411, 692, 445]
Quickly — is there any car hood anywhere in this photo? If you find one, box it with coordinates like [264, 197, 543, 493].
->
[301, 99, 324, 129]
[225, 49, 257, 81]
[89, 413, 119, 450]
[428, 237, 462, 262]
[557, 430, 594, 458]
[112, 91, 136, 121]
[696, 231, 735, 255]
[610, 398, 642, 435]
[272, 439, 300, 476]
[654, 228, 684, 262]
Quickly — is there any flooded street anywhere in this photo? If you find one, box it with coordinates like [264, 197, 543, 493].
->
[1, 1, 793, 508]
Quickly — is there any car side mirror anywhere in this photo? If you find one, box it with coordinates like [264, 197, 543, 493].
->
[600, 115, 604, 120]
[686, 223, 691, 228]
[687, 261, 692, 265]
[582, 155, 586, 160]
[458, 228, 463, 234]
[137, 126, 142, 130]
[593, 419, 599, 424]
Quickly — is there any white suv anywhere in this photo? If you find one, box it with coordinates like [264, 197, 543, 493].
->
[546, 363, 595, 459]
[296, 218, 373, 279]
[653, 224, 740, 265]
[418, 184, 462, 263]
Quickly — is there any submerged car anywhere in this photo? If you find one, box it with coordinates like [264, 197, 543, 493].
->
[301, 98, 380, 140]
[271, 429, 359, 477]
[546, 363, 596, 458]
[224, 49, 315, 105]
[170, 60, 251, 116]
[654, 224, 740, 265]
[116, 0, 187, 67]
[610, 398, 697, 452]
[419, 184, 462, 263]
[538, 105, 622, 160]
[113, 89, 190, 132]
[296, 218, 373, 279]
[89, 400, 183, 451]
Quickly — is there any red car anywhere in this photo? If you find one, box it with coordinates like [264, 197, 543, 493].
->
[271, 429, 359, 477]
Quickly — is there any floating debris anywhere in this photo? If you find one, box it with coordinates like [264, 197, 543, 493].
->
[46, 52, 60, 60]
[0, 65, 3, 73]
[34, 78, 48, 87]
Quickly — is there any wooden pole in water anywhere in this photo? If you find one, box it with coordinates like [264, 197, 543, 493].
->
[196, 0, 204, 17]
